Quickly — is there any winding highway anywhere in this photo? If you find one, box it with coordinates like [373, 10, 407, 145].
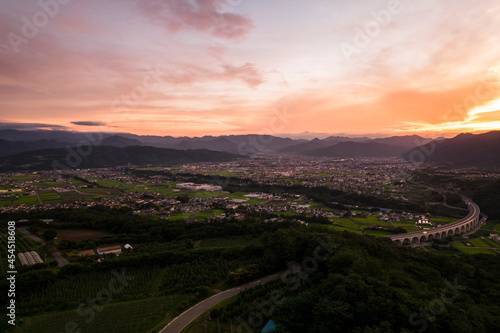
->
[160, 273, 282, 333]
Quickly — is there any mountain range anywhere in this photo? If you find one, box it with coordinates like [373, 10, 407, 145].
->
[1, 129, 500, 170]
[403, 131, 500, 169]
[0, 146, 241, 171]
[0, 129, 428, 157]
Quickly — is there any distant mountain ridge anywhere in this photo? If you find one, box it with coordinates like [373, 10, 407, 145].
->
[0, 146, 241, 171]
[0, 129, 434, 158]
[2, 129, 500, 169]
[403, 131, 500, 170]
[100, 135, 145, 147]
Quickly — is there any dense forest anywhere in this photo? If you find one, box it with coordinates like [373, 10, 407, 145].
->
[2, 206, 499, 332]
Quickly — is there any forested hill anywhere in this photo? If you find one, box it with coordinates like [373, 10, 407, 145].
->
[0, 145, 242, 171]
[1, 206, 499, 332]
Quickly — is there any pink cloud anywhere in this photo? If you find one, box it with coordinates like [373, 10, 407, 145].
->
[138, 0, 254, 40]
[160, 62, 264, 88]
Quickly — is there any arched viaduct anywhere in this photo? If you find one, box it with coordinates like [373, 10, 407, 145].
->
[388, 198, 481, 245]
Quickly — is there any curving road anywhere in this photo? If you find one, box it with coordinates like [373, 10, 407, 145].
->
[160, 273, 282, 333]
[18, 227, 69, 266]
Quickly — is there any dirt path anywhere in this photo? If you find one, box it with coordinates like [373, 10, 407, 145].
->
[18, 227, 69, 267]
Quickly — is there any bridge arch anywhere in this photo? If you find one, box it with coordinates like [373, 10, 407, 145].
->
[388, 199, 480, 245]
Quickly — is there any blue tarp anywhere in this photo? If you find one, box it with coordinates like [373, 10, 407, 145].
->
[262, 320, 276, 333]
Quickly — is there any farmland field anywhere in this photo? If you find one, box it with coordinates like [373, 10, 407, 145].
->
[7, 174, 40, 181]
[363, 229, 396, 237]
[457, 247, 498, 255]
[0, 195, 39, 206]
[0, 225, 44, 274]
[60, 191, 88, 201]
[10, 295, 187, 333]
[469, 238, 500, 248]
[34, 181, 70, 188]
[38, 190, 63, 203]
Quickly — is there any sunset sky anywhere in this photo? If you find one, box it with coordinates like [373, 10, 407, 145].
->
[1, 0, 500, 137]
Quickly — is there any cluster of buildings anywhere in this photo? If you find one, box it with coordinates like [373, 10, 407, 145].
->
[79, 245, 128, 257]
[178, 155, 413, 200]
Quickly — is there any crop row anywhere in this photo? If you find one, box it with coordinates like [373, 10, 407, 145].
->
[10, 295, 184, 333]
[19, 266, 161, 312]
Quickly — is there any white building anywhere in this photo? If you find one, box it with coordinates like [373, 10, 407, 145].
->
[176, 183, 222, 192]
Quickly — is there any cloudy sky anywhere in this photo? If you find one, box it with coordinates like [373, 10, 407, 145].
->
[1, 0, 500, 137]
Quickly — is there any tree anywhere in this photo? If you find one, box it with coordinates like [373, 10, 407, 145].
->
[43, 228, 58, 241]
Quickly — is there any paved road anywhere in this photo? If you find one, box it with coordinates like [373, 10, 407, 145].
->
[18, 227, 46, 245]
[18, 227, 69, 266]
[52, 251, 70, 266]
[160, 273, 282, 333]
[34, 191, 43, 205]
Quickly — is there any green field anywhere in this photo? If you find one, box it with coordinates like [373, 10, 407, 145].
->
[469, 238, 500, 248]
[38, 190, 63, 203]
[352, 215, 390, 226]
[482, 222, 499, 231]
[124, 185, 175, 195]
[363, 229, 396, 237]
[35, 181, 70, 188]
[96, 179, 126, 187]
[7, 174, 40, 181]
[190, 191, 222, 198]
[457, 247, 498, 255]
[0, 195, 39, 206]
